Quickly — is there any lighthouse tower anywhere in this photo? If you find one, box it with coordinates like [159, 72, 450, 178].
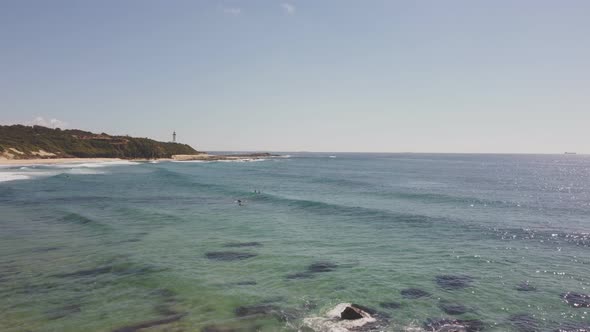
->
[172, 131, 176, 143]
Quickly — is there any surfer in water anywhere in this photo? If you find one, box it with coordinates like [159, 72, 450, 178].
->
[236, 199, 243, 206]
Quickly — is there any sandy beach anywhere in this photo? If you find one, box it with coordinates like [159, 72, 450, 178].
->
[0, 158, 132, 166]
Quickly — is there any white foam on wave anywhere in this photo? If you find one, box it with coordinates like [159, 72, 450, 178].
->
[172, 158, 268, 163]
[67, 168, 105, 175]
[0, 161, 126, 183]
[0, 169, 53, 183]
[0, 172, 32, 182]
[52, 160, 140, 168]
[0, 168, 108, 183]
[218, 158, 267, 163]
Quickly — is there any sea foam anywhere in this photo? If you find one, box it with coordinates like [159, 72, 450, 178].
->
[0, 160, 137, 182]
[52, 160, 140, 168]
[0, 172, 31, 182]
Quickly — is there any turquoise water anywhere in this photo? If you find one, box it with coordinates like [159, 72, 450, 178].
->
[0, 154, 589, 331]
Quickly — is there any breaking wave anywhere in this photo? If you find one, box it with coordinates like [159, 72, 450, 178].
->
[0, 160, 139, 183]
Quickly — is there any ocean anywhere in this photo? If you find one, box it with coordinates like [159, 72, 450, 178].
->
[0, 153, 589, 332]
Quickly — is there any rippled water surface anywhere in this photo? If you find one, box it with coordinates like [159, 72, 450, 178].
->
[1, 154, 589, 331]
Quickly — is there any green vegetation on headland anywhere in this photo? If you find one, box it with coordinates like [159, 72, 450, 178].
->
[0, 125, 199, 159]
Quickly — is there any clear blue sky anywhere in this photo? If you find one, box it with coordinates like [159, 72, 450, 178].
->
[1, 1, 589, 153]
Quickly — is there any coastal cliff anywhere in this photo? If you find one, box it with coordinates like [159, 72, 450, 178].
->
[0, 125, 199, 159]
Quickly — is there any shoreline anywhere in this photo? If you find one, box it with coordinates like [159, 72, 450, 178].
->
[171, 153, 274, 161]
[0, 158, 152, 166]
[0, 153, 275, 166]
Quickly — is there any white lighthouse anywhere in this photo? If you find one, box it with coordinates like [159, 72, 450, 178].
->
[172, 131, 176, 143]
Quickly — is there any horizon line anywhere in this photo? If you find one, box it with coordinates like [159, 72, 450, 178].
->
[208, 150, 588, 156]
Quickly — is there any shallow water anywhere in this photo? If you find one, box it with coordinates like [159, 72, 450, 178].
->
[1, 153, 589, 331]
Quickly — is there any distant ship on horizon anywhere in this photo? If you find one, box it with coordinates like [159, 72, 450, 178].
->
[564, 152, 577, 155]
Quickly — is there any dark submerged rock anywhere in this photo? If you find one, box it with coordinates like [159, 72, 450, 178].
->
[516, 282, 537, 292]
[507, 313, 540, 332]
[308, 262, 337, 273]
[118, 265, 163, 275]
[118, 238, 141, 244]
[202, 326, 238, 332]
[32, 246, 61, 253]
[561, 292, 590, 308]
[149, 288, 180, 317]
[401, 288, 431, 299]
[235, 281, 257, 286]
[439, 301, 469, 315]
[234, 303, 299, 322]
[223, 242, 263, 248]
[286, 261, 338, 280]
[55, 264, 164, 278]
[205, 251, 257, 261]
[424, 318, 485, 332]
[286, 272, 314, 279]
[234, 304, 279, 317]
[61, 213, 95, 225]
[259, 296, 286, 304]
[379, 301, 401, 309]
[495, 229, 590, 248]
[202, 324, 263, 332]
[435, 275, 474, 290]
[150, 288, 176, 299]
[45, 303, 82, 320]
[55, 266, 114, 278]
[111, 313, 185, 332]
[16, 282, 59, 295]
[154, 304, 178, 316]
[554, 322, 590, 331]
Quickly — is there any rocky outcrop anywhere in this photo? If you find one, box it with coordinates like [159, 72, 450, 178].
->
[172, 153, 275, 161]
[340, 306, 364, 320]
[516, 281, 536, 292]
[302, 303, 388, 332]
[561, 292, 590, 308]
